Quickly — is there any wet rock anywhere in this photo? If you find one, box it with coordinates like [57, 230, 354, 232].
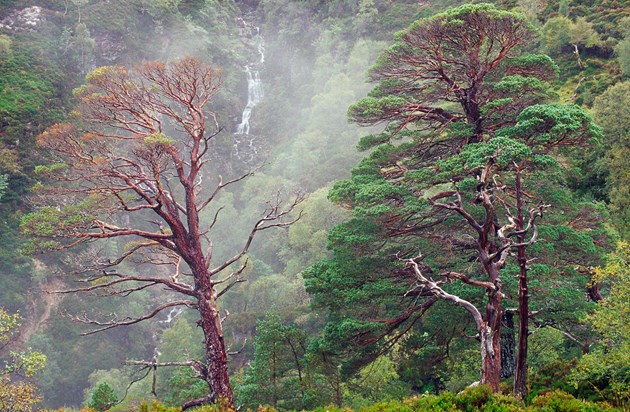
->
[94, 31, 127, 63]
[0, 6, 44, 32]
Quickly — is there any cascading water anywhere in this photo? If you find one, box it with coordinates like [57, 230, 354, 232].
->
[235, 66, 263, 135]
[152, 306, 184, 358]
[233, 25, 265, 162]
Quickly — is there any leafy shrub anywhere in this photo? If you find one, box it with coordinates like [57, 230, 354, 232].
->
[484, 393, 524, 412]
[360, 400, 414, 412]
[406, 392, 458, 411]
[529, 390, 614, 411]
[88, 382, 118, 411]
[455, 385, 493, 412]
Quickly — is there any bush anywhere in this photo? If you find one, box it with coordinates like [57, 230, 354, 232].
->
[455, 385, 493, 412]
[406, 392, 458, 411]
[529, 390, 614, 412]
[88, 382, 118, 412]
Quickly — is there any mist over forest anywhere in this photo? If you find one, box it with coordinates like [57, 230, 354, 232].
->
[0, 0, 628, 411]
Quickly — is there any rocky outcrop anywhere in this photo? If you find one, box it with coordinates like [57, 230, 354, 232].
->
[94, 31, 127, 62]
[0, 6, 44, 32]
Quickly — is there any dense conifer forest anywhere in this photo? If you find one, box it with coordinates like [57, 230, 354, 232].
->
[0, 0, 628, 410]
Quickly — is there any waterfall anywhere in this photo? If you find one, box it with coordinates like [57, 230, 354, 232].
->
[161, 307, 184, 325]
[235, 28, 264, 136]
[235, 66, 263, 135]
[234, 25, 265, 165]
[151, 306, 184, 359]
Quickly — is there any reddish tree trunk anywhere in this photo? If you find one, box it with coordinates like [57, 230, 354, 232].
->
[501, 310, 515, 378]
[199, 292, 234, 405]
[481, 292, 502, 391]
[513, 168, 529, 399]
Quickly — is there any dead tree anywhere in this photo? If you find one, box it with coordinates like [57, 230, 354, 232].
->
[23, 57, 302, 409]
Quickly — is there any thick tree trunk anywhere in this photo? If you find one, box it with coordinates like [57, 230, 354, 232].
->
[198, 290, 234, 406]
[181, 288, 233, 411]
[513, 168, 529, 399]
[500, 310, 515, 378]
[481, 292, 502, 391]
[461, 86, 484, 143]
[513, 254, 529, 398]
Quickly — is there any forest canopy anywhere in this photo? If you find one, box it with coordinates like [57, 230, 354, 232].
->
[0, 0, 627, 410]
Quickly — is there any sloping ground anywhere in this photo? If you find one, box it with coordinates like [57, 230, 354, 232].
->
[17, 275, 65, 350]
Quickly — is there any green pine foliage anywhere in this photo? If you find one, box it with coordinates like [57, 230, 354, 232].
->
[236, 312, 325, 410]
[88, 382, 118, 412]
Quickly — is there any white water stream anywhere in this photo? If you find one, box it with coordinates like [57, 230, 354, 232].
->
[234, 26, 265, 162]
[152, 306, 184, 358]
[235, 27, 264, 136]
[235, 66, 263, 135]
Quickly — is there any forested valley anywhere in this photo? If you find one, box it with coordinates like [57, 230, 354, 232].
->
[0, 0, 628, 411]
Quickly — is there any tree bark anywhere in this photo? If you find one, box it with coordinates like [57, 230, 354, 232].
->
[500, 310, 515, 378]
[481, 292, 502, 391]
[406, 257, 502, 391]
[198, 290, 234, 406]
[513, 167, 529, 399]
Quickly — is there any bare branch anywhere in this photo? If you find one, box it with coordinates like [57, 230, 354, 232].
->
[197, 169, 258, 212]
[71, 300, 196, 335]
[441, 271, 497, 291]
[402, 253, 485, 331]
[227, 338, 248, 356]
[209, 193, 304, 276]
[52, 271, 195, 297]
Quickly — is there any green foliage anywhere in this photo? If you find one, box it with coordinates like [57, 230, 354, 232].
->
[571, 242, 630, 408]
[143, 132, 176, 146]
[438, 347, 482, 394]
[88, 382, 118, 412]
[271, 39, 384, 191]
[163, 368, 208, 407]
[0, 0, 625, 409]
[344, 355, 412, 409]
[307, 2, 609, 400]
[348, 96, 407, 121]
[527, 328, 568, 375]
[498, 103, 602, 148]
[71, 22, 96, 74]
[517, 0, 547, 23]
[529, 389, 614, 411]
[558, 0, 570, 17]
[0, 308, 46, 411]
[617, 37, 630, 77]
[155, 317, 205, 405]
[569, 17, 602, 48]
[0, 308, 19, 342]
[63, 389, 620, 412]
[34, 163, 68, 177]
[236, 312, 327, 410]
[0, 34, 11, 57]
[542, 17, 573, 55]
[0, 309, 47, 378]
[20, 197, 101, 253]
[0, 44, 67, 204]
[591, 81, 630, 238]
[110, 398, 236, 412]
[0, 174, 7, 200]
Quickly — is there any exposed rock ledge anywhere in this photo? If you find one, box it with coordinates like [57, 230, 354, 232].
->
[0, 6, 44, 32]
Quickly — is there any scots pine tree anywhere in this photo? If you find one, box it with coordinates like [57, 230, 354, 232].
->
[21, 58, 302, 410]
[305, 3, 607, 395]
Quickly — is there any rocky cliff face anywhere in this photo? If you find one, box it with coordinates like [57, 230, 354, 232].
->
[0, 6, 44, 32]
